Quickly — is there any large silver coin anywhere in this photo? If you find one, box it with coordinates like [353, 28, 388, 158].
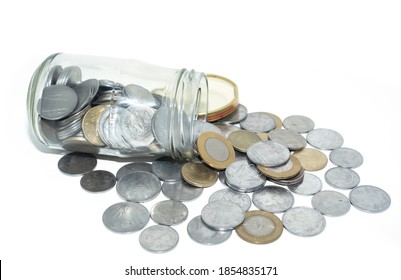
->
[139, 225, 179, 253]
[102, 202, 149, 233]
[123, 84, 160, 108]
[151, 157, 184, 181]
[312, 190, 351, 217]
[247, 140, 291, 167]
[240, 112, 276, 133]
[349, 185, 391, 213]
[217, 104, 248, 124]
[80, 170, 116, 192]
[161, 180, 203, 201]
[209, 188, 251, 212]
[252, 185, 294, 213]
[58, 152, 97, 175]
[72, 79, 99, 113]
[282, 115, 315, 133]
[116, 171, 161, 202]
[150, 200, 188, 226]
[282, 206, 326, 237]
[268, 129, 307, 151]
[201, 201, 245, 230]
[225, 160, 266, 192]
[116, 162, 152, 180]
[187, 215, 232, 245]
[325, 167, 360, 189]
[40, 85, 78, 120]
[288, 172, 322, 195]
[151, 104, 169, 148]
[329, 147, 364, 168]
[56, 66, 82, 87]
[306, 128, 344, 150]
[45, 65, 63, 87]
[193, 120, 223, 140]
[99, 106, 131, 149]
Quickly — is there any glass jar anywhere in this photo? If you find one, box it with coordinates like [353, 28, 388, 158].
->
[27, 53, 209, 160]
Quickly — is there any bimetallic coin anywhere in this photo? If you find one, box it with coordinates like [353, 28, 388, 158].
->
[228, 130, 261, 153]
[307, 128, 344, 150]
[58, 152, 97, 175]
[102, 202, 149, 233]
[257, 155, 302, 180]
[181, 162, 218, 188]
[225, 160, 266, 192]
[292, 148, 328, 171]
[252, 186, 295, 213]
[247, 140, 291, 167]
[82, 105, 108, 146]
[288, 172, 322, 195]
[240, 112, 276, 133]
[217, 103, 248, 124]
[329, 147, 364, 168]
[349, 185, 391, 213]
[209, 189, 251, 212]
[325, 167, 360, 189]
[187, 215, 232, 245]
[80, 170, 116, 192]
[139, 225, 179, 253]
[116, 162, 152, 180]
[235, 210, 283, 244]
[161, 180, 203, 201]
[151, 157, 184, 181]
[268, 129, 307, 151]
[201, 201, 245, 230]
[40, 85, 78, 120]
[197, 132, 235, 170]
[312, 190, 351, 217]
[150, 200, 188, 226]
[117, 171, 161, 202]
[282, 206, 326, 237]
[282, 115, 315, 133]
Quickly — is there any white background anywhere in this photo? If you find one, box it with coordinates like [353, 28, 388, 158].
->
[1, 1, 400, 279]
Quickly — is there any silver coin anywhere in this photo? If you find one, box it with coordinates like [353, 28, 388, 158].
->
[123, 84, 160, 108]
[151, 157, 184, 181]
[99, 106, 131, 149]
[102, 202, 149, 233]
[213, 123, 241, 138]
[225, 160, 266, 192]
[252, 185, 295, 213]
[288, 172, 322, 195]
[325, 167, 360, 189]
[349, 185, 391, 213]
[312, 190, 351, 217]
[201, 201, 245, 230]
[268, 129, 307, 151]
[150, 200, 188, 226]
[58, 152, 97, 175]
[56, 66, 82, 87]
[161, 180, 203, 201]
[247, 140, 291, 167]
[187, 215, 232, 245]
[282, 115, 315, 133]
[151, 104, 169, 148]
[240, 112, 276, 133]
[307, 128, 344, 150]
[80, 170, 116, 192]
[217, 104, 248, 124]
[193, 120, 223, 140]
[45, 65, 63, 87]
[116, 162, 152, 180]
[282, 206, 326, 237]
[329, 147, 364, 168]
[117, 171, 161, 202]
[72, 79, 99, 113]
[139, 225, 179, 253]
[40, 85, 78, 120]
[209, 188, 251, 212]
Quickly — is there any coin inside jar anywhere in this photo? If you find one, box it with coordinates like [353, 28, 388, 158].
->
[181, 162, 218, 188]
[197, 132, 235, 170]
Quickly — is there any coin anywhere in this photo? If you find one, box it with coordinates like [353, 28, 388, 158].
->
[209, 188, 251, 212]
[349, 185, 391, 213]
[264, 112, 282, 129]
[45, 65, 63, 87]
[201, 201, 245, 230]
[228, 130, 261, 153]
[282, 206, 326, 237]
[151, 104, 169, 148]
[329, 147, 364, 168]
[151, 157, 184, 181]
[257, 155, 302, 180]
[197, 132, 235, 170]
[161, 180, 203, 201]
[150, 200, 188, 226]
[282, 115, 315, 133]
[235, 210, 283, 244]
[214, 123, 241, 138]
[307, 128, 344, 150]
[58, 152, 97, 175]
[193, 121, 223, 140]
[72, 79, 99, 114]
[292, 147, 328, 171]
[240, 112, 276, 133]
[62, 136, 100, 154]
[102, 202, 149, 233]
[252, 185, 294, 213]
[80, 170, 116, 192]
[312, 190, 351, 217]
[268, 129, 307, 151]
[82, 105, 108, 146]
[56, 66, 82, 87]
[247, 140, 291, 167]
[139, 225, 179, 253]
[217, 103, 248, 124]
[123, 84, 159, 108]
[324, 167, 360, 189]
[256, 132, 269, 141]
[181, 162, 218, 188]
[116, 171, 161, 202]
[268, 168, 305, 187]
[187, 215, 232, 245]
[40, 85, 78, 120]
[225, 160, 266, 192]
[116, 162, 152, 180]
[288, 172, 322, 195]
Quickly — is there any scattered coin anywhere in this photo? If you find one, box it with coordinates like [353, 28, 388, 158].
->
[312, 190, 351, 217]
[209, 188, 252, 212]
[257, 155, 302, 180]
[193, 120, 223, 140]
[225, 160, 266, 192]
[217, 103, 248, 124]
[116, 171, 161, 202]
[247, 140, 291, 167]
[288, 172, 322, 195]
[80, 170, 116, 192]
[282, 206, 326, 237]
[187, 215, 232, 245]
[116, 162, 152, 180]
[268, 129, 307, 151]
[40, 85, 78, 120]
[307, 128, 344, 150]
[214, 123, 241, 138]
[139, 225, 179, 253]
[329, 147, 364, 168]
[349, 185, 391, 213]
[228, 130, 261, 153]
[58, 152, 97, 175]
[264, 112, 283, 129]
[268, 168, 305, 187]
[197, 132, 235, 170]
[201, 201, 245, 230]
[181, 162, 218, 188]
[282, 115, 315, 133]
[151, 157, 184, 181]
[325, 167, 360, 189]
[161, 180, 203, 201]
[292, 147, 328, 171]
[252, 185, 295, 213]
[150, 200, 188, 226]
[240, 112, 276, 133]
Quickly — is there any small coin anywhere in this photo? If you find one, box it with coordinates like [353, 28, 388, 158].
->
[307, 128, 344, 150]
[209, 188, 251, 212]
[117, 171, 161, 202]
[282, 206, 326, 237]
[116, 162, 152, 180]
[282, 115, 315, 133]
[139, 225, 179, 253]
[40, 85, 78, 120]
[151, 157, 184, 181]
[268, 129, 307, 151]
[150, 200, 188, 226]
[181, 162, 218, 188]
[102, 202, 149, 233]
[312, 190, 351, 217]
[187, 215, 232, 245]
[58, 152, 97, 175]
[288, 172, 322, 195]
[161, 180, 203, 201]
[257, 155, 302, 180]
[235, 210, 283, 244]
[325, 167, 360, 189]
[217, 103, 248, 124]
[349, 185, 391, 213]
[292, 147, 328, 171]
[197, 132, 235, 170]
[225, 160, 266, 192]
[247, 140, 291, 167]
[240, 112, 276, 133]
[228, 130, 261, 153]
[329, 147, 364, 168]
[82, 105, 108, 147]
[80, 170, 116, 192]
[201, 201, 245, 230]
[252, 185, 295, 213]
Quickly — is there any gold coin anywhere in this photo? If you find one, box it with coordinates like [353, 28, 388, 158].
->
[181, 162, 218, 188]
[197, 132, 235, 170]
[292, 148, 328, 171]
[228, 130, 261, 153]
[264, 112, 282, 129]
[235, 210, 283, 244]
[256, 132, 269, 141]
[82, 105, 107, 147]
[257, 155, 302, 180]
